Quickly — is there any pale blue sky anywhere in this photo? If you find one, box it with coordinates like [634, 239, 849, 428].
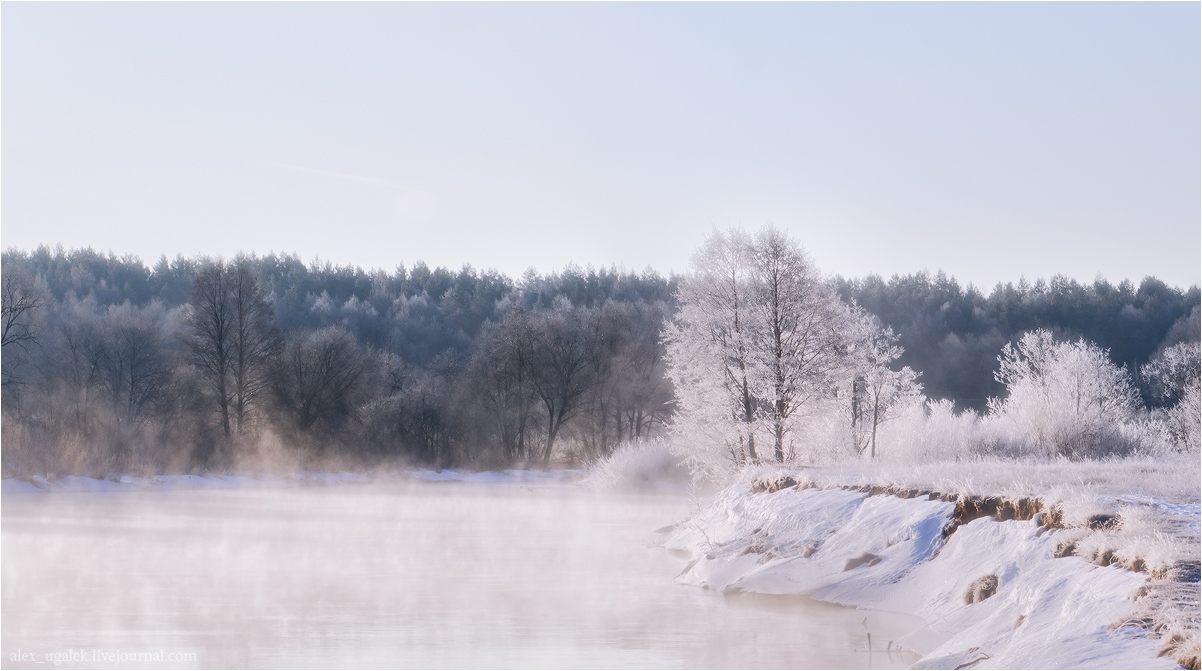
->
[3, 2, 1199, 289]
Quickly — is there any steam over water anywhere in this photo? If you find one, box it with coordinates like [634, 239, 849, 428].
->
[3, 479, 923, 668]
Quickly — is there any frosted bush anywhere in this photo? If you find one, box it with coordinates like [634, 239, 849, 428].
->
[875, 399, 975, 462]
[583, 438, 690, 490]
[989, 330, 1142, 459]
[1141, 342, 1200, 452]
[1113, 416, 1175, 456]
[1168, 383, 1201, 451]
[786, 397, 858, 465]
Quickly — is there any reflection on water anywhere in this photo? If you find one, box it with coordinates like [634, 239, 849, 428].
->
[3, 480, 923, 669]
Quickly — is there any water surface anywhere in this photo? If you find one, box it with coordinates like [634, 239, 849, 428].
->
[3, 479, 923, 668]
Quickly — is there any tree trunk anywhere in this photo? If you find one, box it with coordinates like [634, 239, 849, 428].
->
[542, 399, 559, 463]
[869, 391, 882, 459]
[774, 403, 785, 462]
[614, 406, 623, 445]
[741, 377, 757, 461]
[218, 373, 231, 438]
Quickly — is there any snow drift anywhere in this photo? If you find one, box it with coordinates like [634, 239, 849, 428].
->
[662, 483, 1194, 669]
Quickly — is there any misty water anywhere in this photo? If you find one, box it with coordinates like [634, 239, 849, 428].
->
[3, 478, 924, 669]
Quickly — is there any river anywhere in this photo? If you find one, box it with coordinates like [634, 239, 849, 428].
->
[2, 477, 924, 668]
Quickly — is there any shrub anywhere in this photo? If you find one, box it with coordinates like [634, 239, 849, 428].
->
[583, 438, 689, 490]
[989, 330, 1142, 458]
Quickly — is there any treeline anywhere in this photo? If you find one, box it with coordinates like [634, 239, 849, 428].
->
[1, 248, 675, 475]
[836, 272, 1200, 411]
[1, 245, 1197, 475]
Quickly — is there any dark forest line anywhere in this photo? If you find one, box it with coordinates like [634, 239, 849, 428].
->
[1, 246, 1197, 475]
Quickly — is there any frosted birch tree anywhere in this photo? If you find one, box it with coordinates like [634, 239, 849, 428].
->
[665, 227, 855, 477]
[664, 229, 761, 478]
[748, 228, 850, 461]
[843, 313, 923, 459]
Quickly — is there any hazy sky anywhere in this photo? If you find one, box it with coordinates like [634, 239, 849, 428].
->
[3, 2, 1199, 289]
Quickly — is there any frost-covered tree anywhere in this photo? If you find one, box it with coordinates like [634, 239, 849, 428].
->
[749, 228, 850, 461]
[1142, 341, 1201, 404]
[989, 330, 1141, 458]
[665, 227, 853, 477]
[844, 314, 923, 459]
[1142, 341, 1201, 451]
[664, 229, 762, 477]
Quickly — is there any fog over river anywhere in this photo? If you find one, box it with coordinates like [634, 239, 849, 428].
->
[3, 477, 925, 668]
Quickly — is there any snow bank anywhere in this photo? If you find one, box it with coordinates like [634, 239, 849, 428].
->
[2, 473, 286, 492]
[664, 484, 1183, 669]
[1, 478, 45, 493]
[741, 452, 1201, 503]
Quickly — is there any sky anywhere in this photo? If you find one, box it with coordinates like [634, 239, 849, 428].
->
[2, 2, 1199, 290]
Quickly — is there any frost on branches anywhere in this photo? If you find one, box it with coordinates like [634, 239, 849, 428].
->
[841, 317, 924, 460]
[1142, 341, 1202, 452]
[988, 329, 1142, 458]
[664, 227, 920, 479]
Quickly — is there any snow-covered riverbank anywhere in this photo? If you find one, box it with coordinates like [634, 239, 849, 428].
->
[662, 481, 1199, 669]
[8, 462, 1198, 669]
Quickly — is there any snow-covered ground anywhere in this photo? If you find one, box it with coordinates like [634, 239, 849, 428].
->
[662, 481, 1199, 669]
[743, 453, 1201, 504]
